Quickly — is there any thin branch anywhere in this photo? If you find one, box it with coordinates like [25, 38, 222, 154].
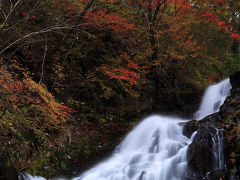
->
[50, 34, 77, 92]
[0, 0, 94, 55]
[143, 11, 151, 30]
[78, 0, 95, 21]
[0, 24, 82, 54]
[39, 34, 48, 84]
[121, 0, 134, 9]
[0, 0, 2, 12]
[0, 0, 22, 30]
[4, 1, 45, 32]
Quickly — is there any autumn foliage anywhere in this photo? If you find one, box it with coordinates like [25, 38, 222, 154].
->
[0, 60, 73, 130]
[84, 10, 135, 33]
[201, 10, 240, 42]
[0, 0, 240, 177]
[99, 53, 150, 85]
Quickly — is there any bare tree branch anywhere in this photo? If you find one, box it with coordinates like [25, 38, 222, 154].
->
[0, 0, 96, 58]
[78, 0, 95, 22]
[3, 1, 45, 32]
[0, 0, 2, 12]
[39, 34, 48, 84]
[121, 0, 134, 9]
[0, 0, 21, 30]
[0, 24, 82, 54]
[50, 34, 77, 93]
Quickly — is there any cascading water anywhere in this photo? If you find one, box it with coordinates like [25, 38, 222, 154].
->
[212, 129, 224, 169]
[195, 78, 231, 120]
[23, 79, 232, 180]
[75, 116, 194, 180]
[194, 78, 231, 172]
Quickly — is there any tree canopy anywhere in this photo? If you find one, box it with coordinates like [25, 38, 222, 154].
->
[0, 0, 239, 177]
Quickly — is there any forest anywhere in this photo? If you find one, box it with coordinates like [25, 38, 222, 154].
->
[0, 0, 240, 179]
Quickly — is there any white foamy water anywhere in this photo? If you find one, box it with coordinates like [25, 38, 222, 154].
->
[74, 116, 194, 180]
[212, 129, 224, 169]
[195, 78, 231, 120]
[23, 78, 232, 180]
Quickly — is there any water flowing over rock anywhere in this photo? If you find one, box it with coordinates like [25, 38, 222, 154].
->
[75, 116, 192, 180]
[23, 78, 234, 180]
[194, 79, 231, 120]
[184, 79, 231, 180]
[184, 72, 240, 180]
[207, 170, 226, 180]
[182, 120, 200, 139]
[73, 78, 230, 180]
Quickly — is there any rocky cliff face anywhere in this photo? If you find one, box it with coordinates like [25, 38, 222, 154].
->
[183, 71, 240, 180]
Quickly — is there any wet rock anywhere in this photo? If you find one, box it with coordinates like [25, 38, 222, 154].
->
[183, 113, 221, 138]
[230, 71, 240, 89]
[187, 127, 215, 176]
[201, 113, 221, 127]
[184, 169, 206, 180]
[220, 93, 240, 116]
[185, 72, 240, 179]
[183, 120, 199, 138]
[207, 169, 227, 180]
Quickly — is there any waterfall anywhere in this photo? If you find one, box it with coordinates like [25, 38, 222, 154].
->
[23, 79, 232, 180]
[195, 78, 231, 120]
[212, 129, 224, 169]
[75, 116, 194, 180]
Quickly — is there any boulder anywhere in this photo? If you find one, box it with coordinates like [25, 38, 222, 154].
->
[201, 113, 221, 127]
[187, 127, 216, 176]
[230, 71, 240, 89]
[182, 120, 199, 138]
[183, 113, 221, 139]
[207, 169, 227, 180]
[220, 91, 240, 116]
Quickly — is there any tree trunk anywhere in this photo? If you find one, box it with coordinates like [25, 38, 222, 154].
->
[231, 39, 239, 56]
